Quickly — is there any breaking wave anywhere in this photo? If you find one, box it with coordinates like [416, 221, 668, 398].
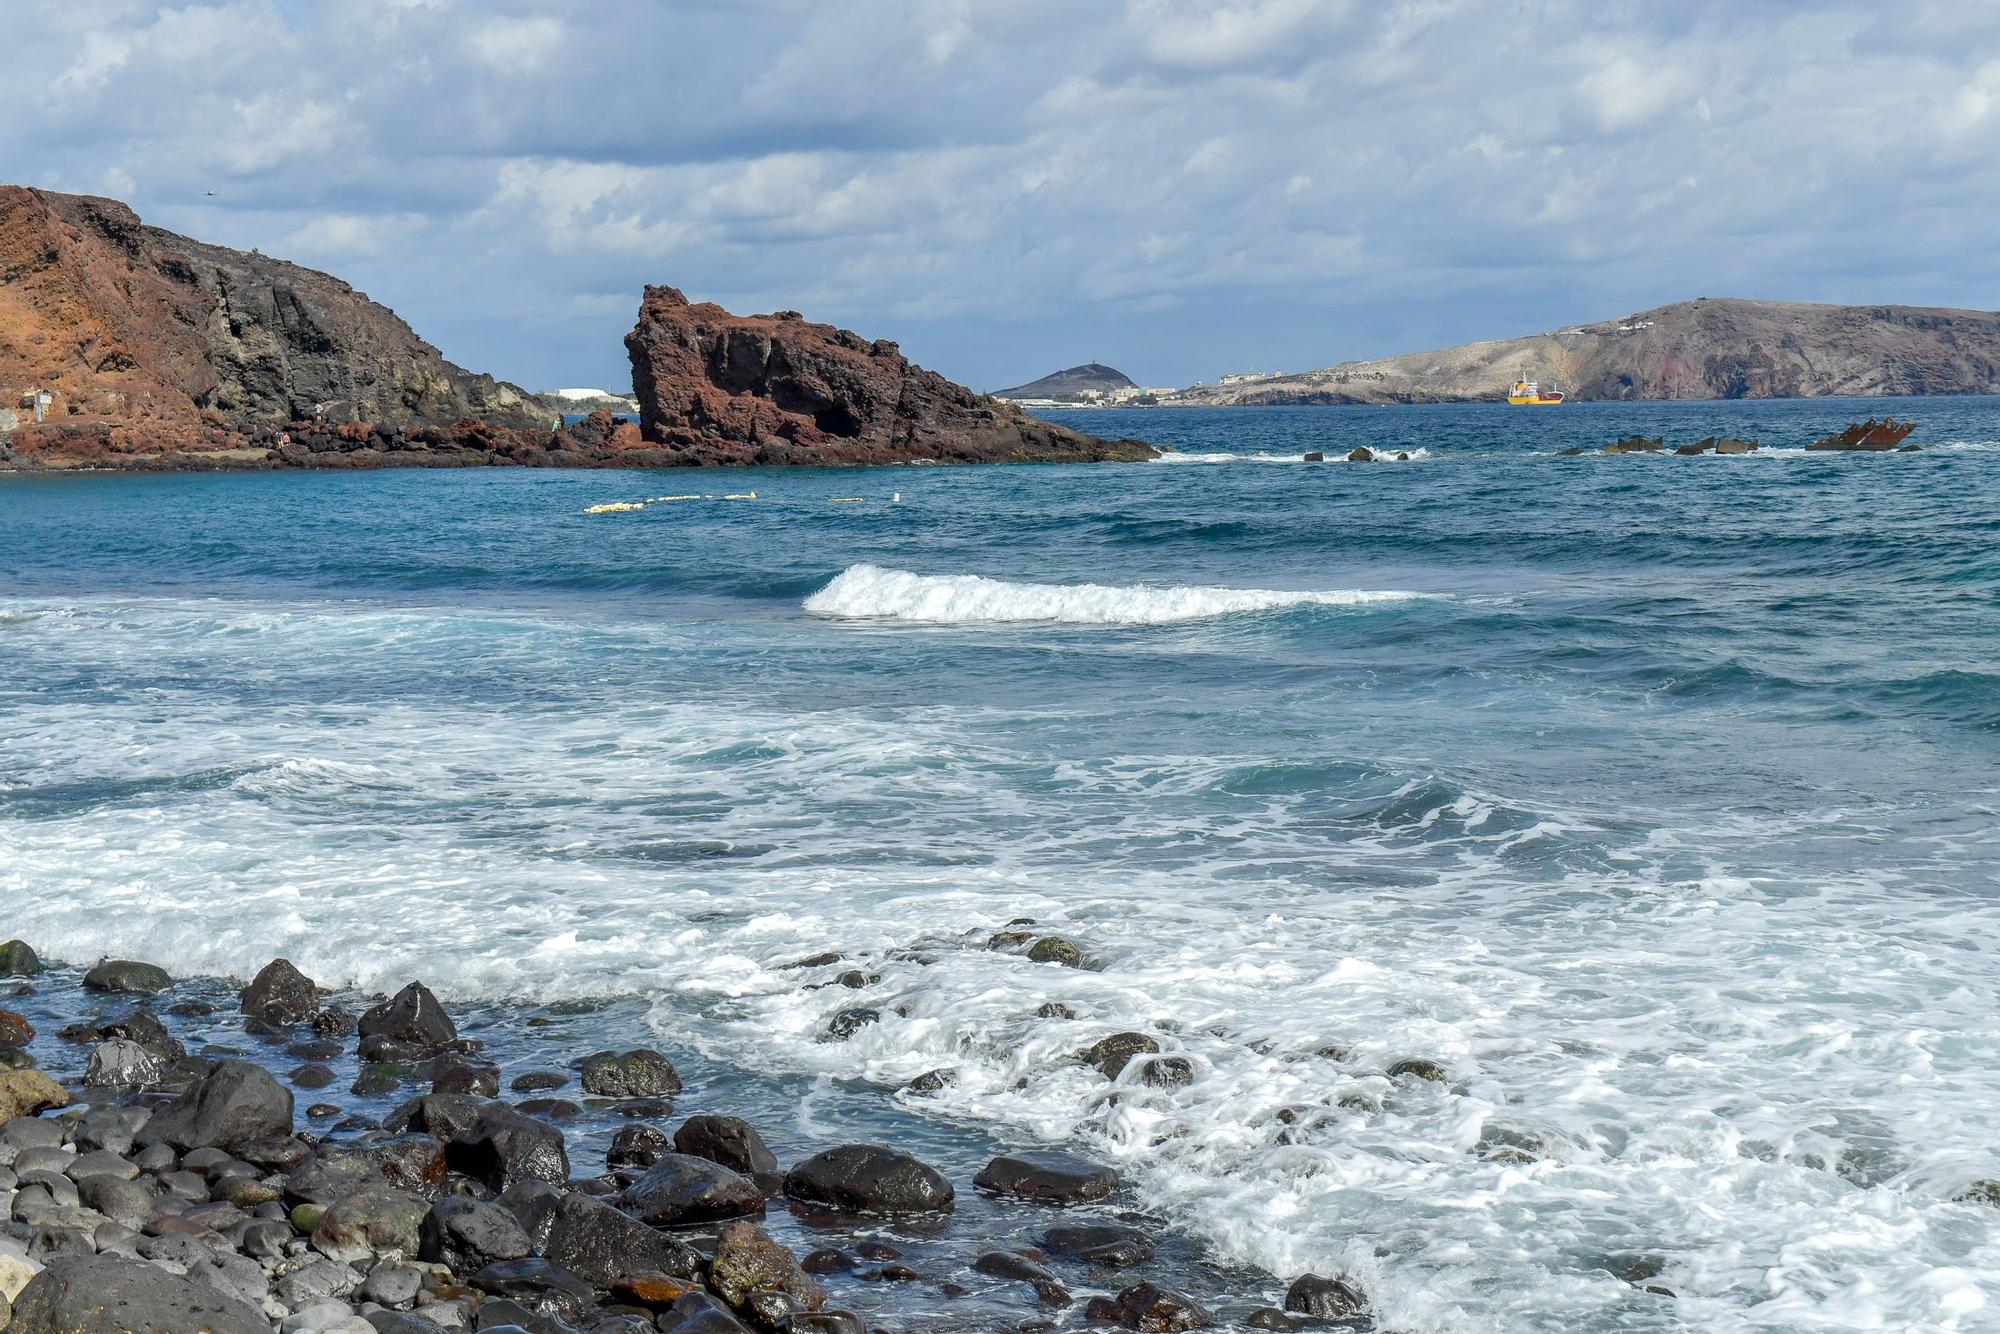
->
[802, 564, 1429, 625]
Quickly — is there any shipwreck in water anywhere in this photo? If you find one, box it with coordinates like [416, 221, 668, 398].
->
[1805, 417, 1916, 451]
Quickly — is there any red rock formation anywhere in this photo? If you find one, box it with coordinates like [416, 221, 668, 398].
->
[1805, 417, 1916, 451]
[624, 286, 1154, 465]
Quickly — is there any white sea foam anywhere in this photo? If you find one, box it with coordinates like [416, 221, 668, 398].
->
[802, 564, 1428, 625]
[1154, 447, 1432, 464]
[7, 593, 2000, 1332]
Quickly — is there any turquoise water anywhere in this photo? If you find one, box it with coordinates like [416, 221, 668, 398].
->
[3, 398, 1999, 1331]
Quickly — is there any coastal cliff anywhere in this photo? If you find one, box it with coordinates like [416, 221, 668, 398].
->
[1172, 299, 2000, 405]
[626, 286, 1153, 465]
[0, 186, 1148, 470]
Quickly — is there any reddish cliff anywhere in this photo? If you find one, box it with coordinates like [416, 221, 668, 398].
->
[624, 286, 1154, 465]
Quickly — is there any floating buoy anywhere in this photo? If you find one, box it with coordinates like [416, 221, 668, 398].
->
[891, 492, 901, 503]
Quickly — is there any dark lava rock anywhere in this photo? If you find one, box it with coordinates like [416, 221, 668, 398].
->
[905, 1068, 955, 1095]
[312, 1187, 427, 1262]
[821, 1008, 879, 1040]
[709, 1218, 828, 1321]
[1042, 1223, 1156, 1268]
[1346, 447, 1375, 463]
[0, 939, 42, 976]
[381, 1091, 487, 1141]
[674, 1115, 778, 1176]
[783, 1145, 954, 1215]
[783, 1314, 865, 1334]
[580, 1048, 681, 1098]
[618, 1153, 766, 1227]
[511, 1070, 569, 1092]
[134, 1059, 292, 1153]
[654, 1290, 756, 1332]
[100, 1011, 184, 1062]
[359, 981, 457, 1051]
[1140, 1056, 1196, 1088]
[973, 1251, 1058, 1283]
[1285, 1273, 1367, 1319]
[1084, 1031, 1160, 1079]
[544, 1191, 704, 1285]
[240, 958, 319, 1023]
[289, 1063, 335, 1089]
[311, 1006, 357, 1038]
[779, 952, 843, 970]
[973, 1150, 1118, 1203]
[0, 1008, 31, 1047]
[448, 1104, 571, 1191]
[429, 1052, 501, 1096]
[800, 1248, 852, 1274]
[609, 1123, 671, 1168]
[469, 1257, 596, 1323]
[82, 959, 172, 995]
[1387, 1058, 1450, 1082]
[500, 1178, 566, 1251]
[420, 1200, 532, 1272]
[1037, 1002, 1077, 1020]
[518, 1096, 582, 1120]
[7, 1252, 266, 1333]
[1302, 451, 1325, 462]
[286, 1135, 448, 1204]
[1084, 1282, 1212, 1330]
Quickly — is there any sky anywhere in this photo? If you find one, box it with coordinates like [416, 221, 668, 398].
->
[5, 0, 1998, 393]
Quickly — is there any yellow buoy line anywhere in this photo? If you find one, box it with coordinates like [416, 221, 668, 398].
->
[584, 490, 901, 514]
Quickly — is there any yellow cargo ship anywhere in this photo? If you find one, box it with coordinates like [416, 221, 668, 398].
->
[1507, 379, 1566, 405]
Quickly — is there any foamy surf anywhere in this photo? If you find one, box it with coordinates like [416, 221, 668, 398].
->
[1153, 448, 1431, 464]
[802, 564, 1429, 625]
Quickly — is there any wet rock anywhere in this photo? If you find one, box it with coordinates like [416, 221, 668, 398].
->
[611, 1273, 697, 1308]
[783, 1145, 954, 1215]
[314, 1188, 427, 1262]
[905, 1069, 955, 1095]
[782, 1315, 864, 1334]
[135, 1060, 293, 1153]
[608, 1124, 670, 1169]
[1083, 1282, 1211, 1330]
[973, 1251, 1058, 1283]
[429, 1053, 501, 1097]
[1806, 417, 1914, 451]
[84, 1039, 164, 1088]
[673, 1115, 778, 1176]
[1386, 1058, 1450, 1083]
[1556, 446, 1584, 456]
[779, 952, 843, 971]
[0, 1069, 70, 1120]
[1284, 1273, 1366, 1319]
[446, 1105, 570, 1192]
[821, 1009, 878, 1040]
[312, 1007, 358, 1039]
[7, 1252, 266, 1333]
[618, 1153, 765, 1227]
[1042, 1223, 1156, 1268]
[291, 1062, 336, 1089]
[973, 1150, 1118, 1204]
[381, 1092, 487, 1142]
[987, 930, 1034, 950]
[708, 1219, 828, 1322]
[517, 1097, 582, 1120]
[81, 960, 172, 995]
[1715, 437, 1757, 454]
[1347, 447, 1375, 462]
[1026, 937, 1084, 967]
[241, 959, 320, 1023]
[653, 1290, 755, 1332]
[544, 1191, 703, 1286]
[100, 1013, 184, 1064]
[469, 1257, 595, 1323]
[420, 1196, 532, 1273]
[359, 982, 457, 1052]
[1602, 436, 1663, 455]
[1243, 1309, 1303, 1330]
[288, 1136, 449, 1205]
[1037, 1002, 1076, 1020]
[0, 940, 42, 976]
[0, 1009, 30, 1048]
[1083, 1032, 1160, 1080]
[510, 1071, 568, 1092]
[1302, 451, 1324, 462]
[579, 1049, 680, 1099]
[1140, 1056, 1195, 1089]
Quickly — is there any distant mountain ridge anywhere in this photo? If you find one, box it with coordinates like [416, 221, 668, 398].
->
[1169, 299, 2000, 405]
[994, 363, 1137, 399]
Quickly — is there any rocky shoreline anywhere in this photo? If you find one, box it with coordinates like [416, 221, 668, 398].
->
[0, 942, 1369, 1333]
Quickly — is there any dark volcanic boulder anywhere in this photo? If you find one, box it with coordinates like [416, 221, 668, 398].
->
[469, 1258, 596, 1323]
[544, 1191, 704, 1285]
[1043, 1222, 1157, 1268]
[446, 1104, 570, 1191]
[673, 1115, 779, 1176]
[311, 1187, 427, 1263]
[655, 1291, 757, 1332]
[782, 1145, 954, 1215]
[285, 1135, 448, 1203]
[7, 1253, 266, 1333]
[419, 1195, 532, 1273]
[609, 1123, 671, 1169]
[1285, 1273, 1367, 1319]
[1083, 1031, 1160, 1079]
[240, 958, 320, 1022]
[82, 959, 171, 994]
[618, 1153, 766, 1227]
[625, 286, 1155, 467]
[0, 1008, 31, 1047]
[135, 1059, 292, 1152]
[580, 1048, 681, 1098]
[1084, 1282, 1212, 1331]
[0, 939, 42, 975]
[359, 981, 457, 1051]
[973, 1150, 1118, 1203]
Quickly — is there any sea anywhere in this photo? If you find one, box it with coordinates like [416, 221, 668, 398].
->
[3, 396, 1998, 1332]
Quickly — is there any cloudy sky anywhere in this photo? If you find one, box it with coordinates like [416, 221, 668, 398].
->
[6, 1, 1997, 392]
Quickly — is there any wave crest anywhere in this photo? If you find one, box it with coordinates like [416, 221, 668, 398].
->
[802, 564, 1428, 625]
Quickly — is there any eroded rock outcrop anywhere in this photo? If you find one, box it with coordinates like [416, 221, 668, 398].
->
[625, 286, 1155, 465]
